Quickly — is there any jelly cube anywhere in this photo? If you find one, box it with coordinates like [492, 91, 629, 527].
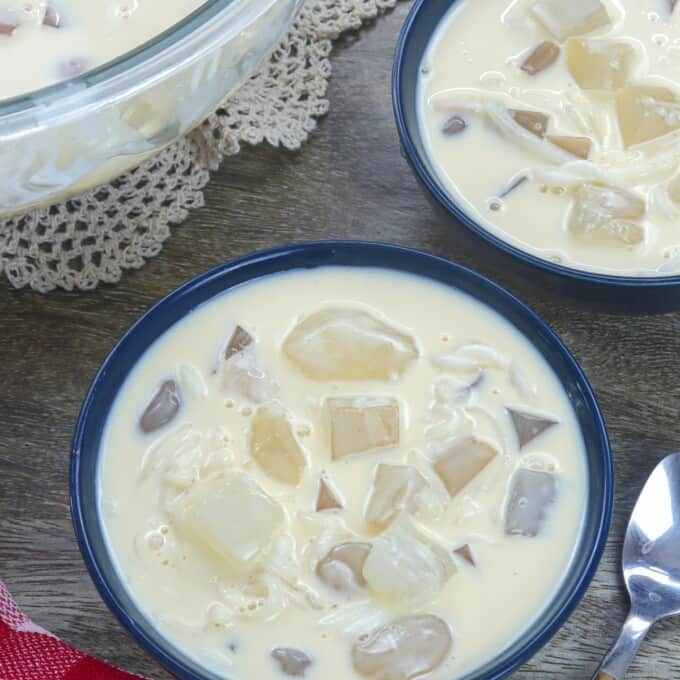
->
[187, 474, 284, 566]
[617, 85, 680, 147]
[505, 468, 558, 537]
[567, 39, 635, 91]
[283, 308, 418, 381]
[569, 183, 646, 245]
[530, 0, 611, 41]
[328, 397, 400, 460]
[362, 518, 455, 603]
[433, 437, 497, 497]
[364, 464, 427, 528]
[250, 407, 306, 486]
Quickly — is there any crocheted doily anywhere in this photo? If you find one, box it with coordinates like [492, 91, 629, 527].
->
[0, 0, 397, 293]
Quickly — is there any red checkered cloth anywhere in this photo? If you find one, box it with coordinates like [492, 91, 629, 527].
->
[0, 581, 144, 680]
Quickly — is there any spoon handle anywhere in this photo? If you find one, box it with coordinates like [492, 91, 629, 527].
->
[592, 611, 652, 680]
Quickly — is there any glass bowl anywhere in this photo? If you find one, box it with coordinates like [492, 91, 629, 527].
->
[393, 0, 680, 314]
[71, 241, 613, 680]
[0, 0, 302, 217]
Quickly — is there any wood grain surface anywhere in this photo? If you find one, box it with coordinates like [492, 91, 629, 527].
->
[2, 4, 680, 678]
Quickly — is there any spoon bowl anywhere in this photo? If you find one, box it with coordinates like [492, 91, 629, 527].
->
[594, 452, 680, 679]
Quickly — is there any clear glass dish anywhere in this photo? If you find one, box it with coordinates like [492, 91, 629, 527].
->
[0, 0, 302, 216]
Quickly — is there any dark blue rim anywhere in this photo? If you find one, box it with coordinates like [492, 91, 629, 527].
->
[392, 0, 680, 289]
[71, 241, 613, 680]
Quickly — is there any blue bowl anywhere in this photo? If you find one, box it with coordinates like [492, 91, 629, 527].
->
[393, 0, 680, 313]
[71, 241, 613, 680]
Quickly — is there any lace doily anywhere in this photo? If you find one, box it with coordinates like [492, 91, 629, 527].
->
[0, 0, 397, 293]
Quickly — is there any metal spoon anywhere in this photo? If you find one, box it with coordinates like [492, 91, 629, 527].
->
[593, 452, 680, 679]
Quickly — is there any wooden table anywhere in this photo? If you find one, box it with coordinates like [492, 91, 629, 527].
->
[1, 5, 679, 678]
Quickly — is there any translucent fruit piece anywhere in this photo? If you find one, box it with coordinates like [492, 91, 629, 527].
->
[316, 542, 372, 592]
[567, 39, 634, 91]
[548, 135, 592, 159]
[316, 477, 344, 511]
[505, 469, 558, 537]
[352, 615, 453, 680]
[271, 648, 313, 677]
[365, 464, 427, 528]
[569, 184, 646, 245]
[580, 219, 645, 245]
[224, 324, 253, 360]
[616, 86, 680, 147]
[507, 408, 558, 448]
[520, 41, 560, 76]
[433, 437, 497, 497]
[140, 380, 181, 433]
[362, 518, 455, 603]
[187, 474, 284, 566]
[221, 350, 274, 403]
[510, 110, 549, 138]
[530, 0, 611, 41]
[283, 307, 418, 381]
[328, 397, 400, 460]
[250, 408, 306, 486]
[454, 544, 476, 567]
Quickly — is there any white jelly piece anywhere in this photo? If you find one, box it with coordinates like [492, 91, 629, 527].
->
[283, 307, 418, 381]
[250, 407, 306, 486]
[567, 39, 635, 91]
[222, 351, 275, 403]
[186, 474, 284, 566]
[505, 468, 558, 537]
[362, 518, 455, 604]
[530, 0, 611, 41]
[617, 85, 680, 147]
[364, 464, 427, 528]
[569, 184, 646, 245]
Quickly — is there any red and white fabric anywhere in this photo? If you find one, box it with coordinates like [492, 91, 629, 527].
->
[0, 581, 143, 680]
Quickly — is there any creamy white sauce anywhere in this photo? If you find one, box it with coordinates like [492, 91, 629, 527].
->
[418, 0, 680, 276]
[99, 266, 587, 679]
[0, 0, 205, 100]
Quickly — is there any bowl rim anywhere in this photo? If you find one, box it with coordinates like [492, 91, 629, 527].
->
[392, 0, 680, 288]
[70, 240, 613, 680]
[0, 0, 283, 137]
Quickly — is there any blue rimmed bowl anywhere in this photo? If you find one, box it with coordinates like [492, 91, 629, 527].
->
[393, 0, 680, 313]
[71, 241, 613, 680]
